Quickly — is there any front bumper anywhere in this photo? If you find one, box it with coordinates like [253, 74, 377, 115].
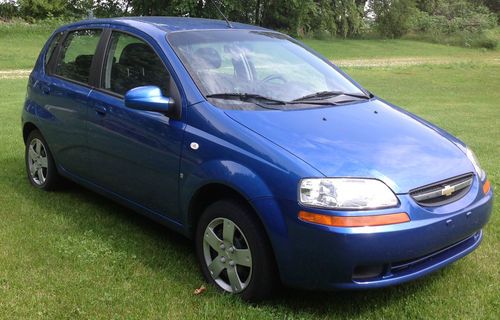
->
[252, 178, 494, 290]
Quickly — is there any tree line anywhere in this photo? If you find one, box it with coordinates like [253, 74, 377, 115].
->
[0, 0, 498, 43]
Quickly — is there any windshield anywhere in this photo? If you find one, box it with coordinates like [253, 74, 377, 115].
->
[168, 30, 368, 110]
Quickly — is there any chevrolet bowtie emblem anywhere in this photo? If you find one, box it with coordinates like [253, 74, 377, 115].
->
[441, 185, 455, 196]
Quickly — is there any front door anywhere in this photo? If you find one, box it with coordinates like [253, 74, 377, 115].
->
[86, 30, 184, 220]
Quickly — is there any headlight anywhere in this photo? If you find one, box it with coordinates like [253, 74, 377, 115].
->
[299, 178, 398, 210]
[466, 148, 485, 181]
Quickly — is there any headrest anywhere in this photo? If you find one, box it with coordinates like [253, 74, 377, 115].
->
[119, 43, 157, 66]
[192, 47, 221, 69]
[75, 55, 93, 67]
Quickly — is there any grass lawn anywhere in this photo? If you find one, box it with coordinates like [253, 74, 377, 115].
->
[0, 24, 52, 70]
[0, 29, 499, 318]
[303, 38, 499, 61]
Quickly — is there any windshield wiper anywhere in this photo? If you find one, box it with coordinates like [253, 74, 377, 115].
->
[206, 93, 287, 110]
[292, 90, 370, 102]
[206, 92, 365, 109]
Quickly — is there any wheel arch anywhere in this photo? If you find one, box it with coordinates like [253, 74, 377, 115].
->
[23, 122, 40, 144]
[187, 182, 261, 238]
[181, 159, 276, 234]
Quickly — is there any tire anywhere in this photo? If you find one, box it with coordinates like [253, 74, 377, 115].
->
[25, 130, 61, 190]
[195, 199, 278, 301]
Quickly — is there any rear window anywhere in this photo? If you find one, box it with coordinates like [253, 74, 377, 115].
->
[53, 29, 102, 84]
[44, 32, 63, 67]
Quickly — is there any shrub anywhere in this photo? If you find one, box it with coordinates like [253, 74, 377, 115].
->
[0, 17, 74, 38]
[411, 6, 497, 35]
[407, 0, 498, 49]
[312, 29, 334, 40]
[470, 32, 498, 49]
[405, 29, 498, 49]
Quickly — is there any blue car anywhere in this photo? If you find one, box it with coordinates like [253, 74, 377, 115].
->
[22, 17, 493, 301]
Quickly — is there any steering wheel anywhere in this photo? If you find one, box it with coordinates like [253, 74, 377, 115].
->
[261, 74, 287, 84]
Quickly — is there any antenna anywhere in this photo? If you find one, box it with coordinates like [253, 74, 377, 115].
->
[209, 0, 233, 28]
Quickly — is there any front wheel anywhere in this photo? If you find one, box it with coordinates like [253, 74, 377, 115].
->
[195, 200, 278, 301]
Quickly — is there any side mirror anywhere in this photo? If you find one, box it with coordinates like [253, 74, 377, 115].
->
[124, 86, 175, 114]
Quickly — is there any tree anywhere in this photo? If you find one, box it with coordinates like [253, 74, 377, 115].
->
[330, 0, 366, 38]
[92, 0, 127, 17]
[0, 0, 19, 19]
[371, 0, 417, 38]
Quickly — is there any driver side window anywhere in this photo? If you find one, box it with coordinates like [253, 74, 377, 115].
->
[102, 32, 170, 96]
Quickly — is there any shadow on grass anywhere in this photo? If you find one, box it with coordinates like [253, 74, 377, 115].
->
[264, 276, 442, 317]
[0, 155, 448, 316]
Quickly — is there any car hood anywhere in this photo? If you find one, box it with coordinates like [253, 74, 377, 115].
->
[224, 99, 474, 193]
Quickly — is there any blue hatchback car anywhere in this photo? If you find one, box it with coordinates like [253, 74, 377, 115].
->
[23, 17, 493, 301]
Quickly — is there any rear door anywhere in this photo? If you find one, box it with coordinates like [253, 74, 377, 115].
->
[85, 29, 185, 220]
[40, 28, 103, 177]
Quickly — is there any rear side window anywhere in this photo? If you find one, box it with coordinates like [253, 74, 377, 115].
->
[102, 31, 170, 96]
[44, 32, 63, 67]
[53, 29, 102, 84]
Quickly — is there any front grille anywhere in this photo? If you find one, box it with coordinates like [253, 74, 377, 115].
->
[410, 173, 474, 207]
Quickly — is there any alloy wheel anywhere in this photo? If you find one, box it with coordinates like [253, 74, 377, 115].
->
[202, 217, 253, 293]
[28, 138, 49, 185]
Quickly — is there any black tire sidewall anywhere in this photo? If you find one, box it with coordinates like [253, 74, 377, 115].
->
[195, 199, 278, 301]
[25, 130, 59, 190]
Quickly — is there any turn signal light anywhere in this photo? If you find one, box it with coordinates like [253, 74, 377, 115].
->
[298, 211, 410, 227]
[483, 179, 491, 195]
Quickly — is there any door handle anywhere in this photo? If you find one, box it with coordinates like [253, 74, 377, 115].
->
[94, 105, 108, 116]
[41, 84, 51, 95]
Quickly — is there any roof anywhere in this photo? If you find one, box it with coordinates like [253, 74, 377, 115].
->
[64, 16, 268, 34]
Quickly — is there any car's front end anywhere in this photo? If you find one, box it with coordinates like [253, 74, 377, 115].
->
[167, 27, 494, 292]
[225, 98, 494, 290]
[269, 173, 492, 289]
[226, 98, 493, 289]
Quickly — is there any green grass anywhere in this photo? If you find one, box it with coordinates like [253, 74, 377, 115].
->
[0, 62, 499, 318]
[302, 38, 499, 60]
[0, 32, 49, 69]
[0, 22, 54, 70]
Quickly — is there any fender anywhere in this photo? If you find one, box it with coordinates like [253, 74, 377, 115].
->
[180, 159, 288, 234]
[180, 159, 272, 218]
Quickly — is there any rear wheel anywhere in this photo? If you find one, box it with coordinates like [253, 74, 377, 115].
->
[195, 200, 278, 301]
[25, 130, 60, 190]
